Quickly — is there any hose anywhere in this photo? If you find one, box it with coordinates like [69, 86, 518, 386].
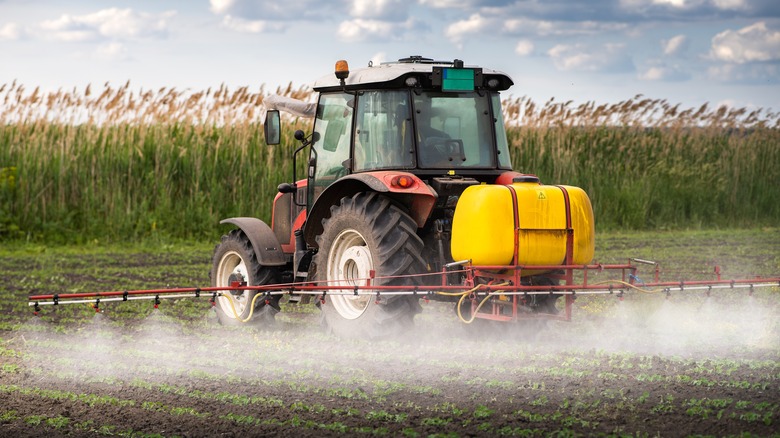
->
[589, 279, 663, 294]
[220, 290, 267, 323]
[437, 282, 510, 324]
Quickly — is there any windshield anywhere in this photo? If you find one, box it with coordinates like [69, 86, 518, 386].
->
[350, 90, 508, 172]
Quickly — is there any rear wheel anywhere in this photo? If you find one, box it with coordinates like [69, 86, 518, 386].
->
[210, 229, 280, 326]
[313, 192, 425, 339]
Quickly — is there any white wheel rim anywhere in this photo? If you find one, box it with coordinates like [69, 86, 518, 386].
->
[215, 250, 251, 318]
[327, 229, 374, 320]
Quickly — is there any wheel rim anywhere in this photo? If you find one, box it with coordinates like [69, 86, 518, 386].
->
[215, 251, 251, 318]
[327, 229, 374, 320]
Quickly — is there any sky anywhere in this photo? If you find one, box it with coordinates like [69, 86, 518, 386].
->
[1, 0, 779, 111]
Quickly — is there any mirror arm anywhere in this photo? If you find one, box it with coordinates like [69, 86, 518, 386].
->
[284, 131, 314, 207]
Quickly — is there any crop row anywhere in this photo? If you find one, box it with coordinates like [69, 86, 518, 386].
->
[1, 376, 776, 437]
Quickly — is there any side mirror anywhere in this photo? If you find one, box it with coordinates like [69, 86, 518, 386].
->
[264, 110, 281, 145]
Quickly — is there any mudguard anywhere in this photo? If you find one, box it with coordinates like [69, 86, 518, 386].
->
[303, 171, 437, 248]
[220, 217, 287, 267]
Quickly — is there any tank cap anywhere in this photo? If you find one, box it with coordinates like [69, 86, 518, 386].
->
[512, 175, 541, 183]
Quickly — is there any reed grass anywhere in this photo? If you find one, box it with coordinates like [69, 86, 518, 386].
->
[504, 95, 780, 229]
[1, 84, 778, 243]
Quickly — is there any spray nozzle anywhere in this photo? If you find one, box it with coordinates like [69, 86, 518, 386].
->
[93, 299, 101, 313]
[210, 292, 217, 307]
[153, 295, 161, 309]
[33, 302, 40, 316]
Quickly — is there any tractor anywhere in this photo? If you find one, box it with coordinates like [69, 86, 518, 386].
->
[27, 56, 778, 330]
[209, 56, 596, 338]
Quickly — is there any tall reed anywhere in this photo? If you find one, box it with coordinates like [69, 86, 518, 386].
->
[504, 95, 780, 229]
[1, 84, 778, 242]
[0, 82, 310, 242]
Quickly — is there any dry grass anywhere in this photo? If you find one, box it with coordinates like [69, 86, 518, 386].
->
[504, 94, 780, 129]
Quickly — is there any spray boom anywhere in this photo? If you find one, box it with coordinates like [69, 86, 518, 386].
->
[27, 261, 780, 323]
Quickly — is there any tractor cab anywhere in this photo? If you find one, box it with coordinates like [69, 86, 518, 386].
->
[303, 56, 515, 206]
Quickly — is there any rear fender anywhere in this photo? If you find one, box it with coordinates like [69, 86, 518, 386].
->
[220, 217, 287, 266]
[303, 171, 437, 248]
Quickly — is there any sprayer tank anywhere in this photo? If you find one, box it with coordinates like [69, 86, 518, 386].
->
[450, 180, 595, 269]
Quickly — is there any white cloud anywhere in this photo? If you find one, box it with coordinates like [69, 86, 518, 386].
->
[548, 43, 635, 73]
[208, 0, 323, 20]
[652, 0, 694, 7]
[708, 63, 780, 83]
[621, 0, 709, 9]
[445, 13, 489, 45]
[351, 0, 409, 21]
[712, 0, 747, 10]
[709, 21, 780, 64]
[370, 52, 388, 67]
[96, 42, 129, 60]
[662, 34, 688, 56]
[210, 0, 235, 14]
[418, 0, 473, 7]
[514, 39, 534, 56]
[338, 18, 419, 42]
[638, 63, 690, 81]
[39, 16, 94, 42]
[0, 22, 23, 41]
[220, 15, 286, 33]
[501, 18, 629, 38]
[40, 8, 174, 42]
[620, 0, 748, 13]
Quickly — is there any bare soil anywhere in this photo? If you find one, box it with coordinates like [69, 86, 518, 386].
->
[1, 235, 778, 437]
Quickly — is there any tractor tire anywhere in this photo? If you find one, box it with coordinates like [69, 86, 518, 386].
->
[313, 192, 425, 339]
[210, 229, 280, 326]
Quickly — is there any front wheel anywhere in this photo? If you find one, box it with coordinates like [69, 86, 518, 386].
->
[210, 229, 280, 326]
[313, 192, 425, 339]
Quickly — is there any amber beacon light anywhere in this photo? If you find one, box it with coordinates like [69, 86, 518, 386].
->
[335, 60, 350, 81]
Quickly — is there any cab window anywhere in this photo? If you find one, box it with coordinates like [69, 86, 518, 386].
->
[309, 92, 353, 204]
[353, 90, 414, 171]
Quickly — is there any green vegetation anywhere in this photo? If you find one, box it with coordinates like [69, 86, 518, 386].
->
[1, 84, 778, 243]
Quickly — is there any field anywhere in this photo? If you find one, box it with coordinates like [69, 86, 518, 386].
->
[1, 82, 779, 436]
[1, 229, 778, 437]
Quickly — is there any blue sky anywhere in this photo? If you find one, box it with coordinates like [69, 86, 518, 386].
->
[1, 0, 779, 111]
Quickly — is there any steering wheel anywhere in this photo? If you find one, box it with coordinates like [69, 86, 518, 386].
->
[423, 137, 464, 165]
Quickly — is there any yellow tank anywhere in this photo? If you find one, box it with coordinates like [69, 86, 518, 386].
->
[451, 179, 595, 270]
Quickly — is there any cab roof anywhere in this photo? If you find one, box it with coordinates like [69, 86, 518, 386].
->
[312, 56, 514, 93]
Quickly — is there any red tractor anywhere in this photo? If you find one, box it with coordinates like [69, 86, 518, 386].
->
[210, 56, 595, 338]
[28, 57, 777, 329]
